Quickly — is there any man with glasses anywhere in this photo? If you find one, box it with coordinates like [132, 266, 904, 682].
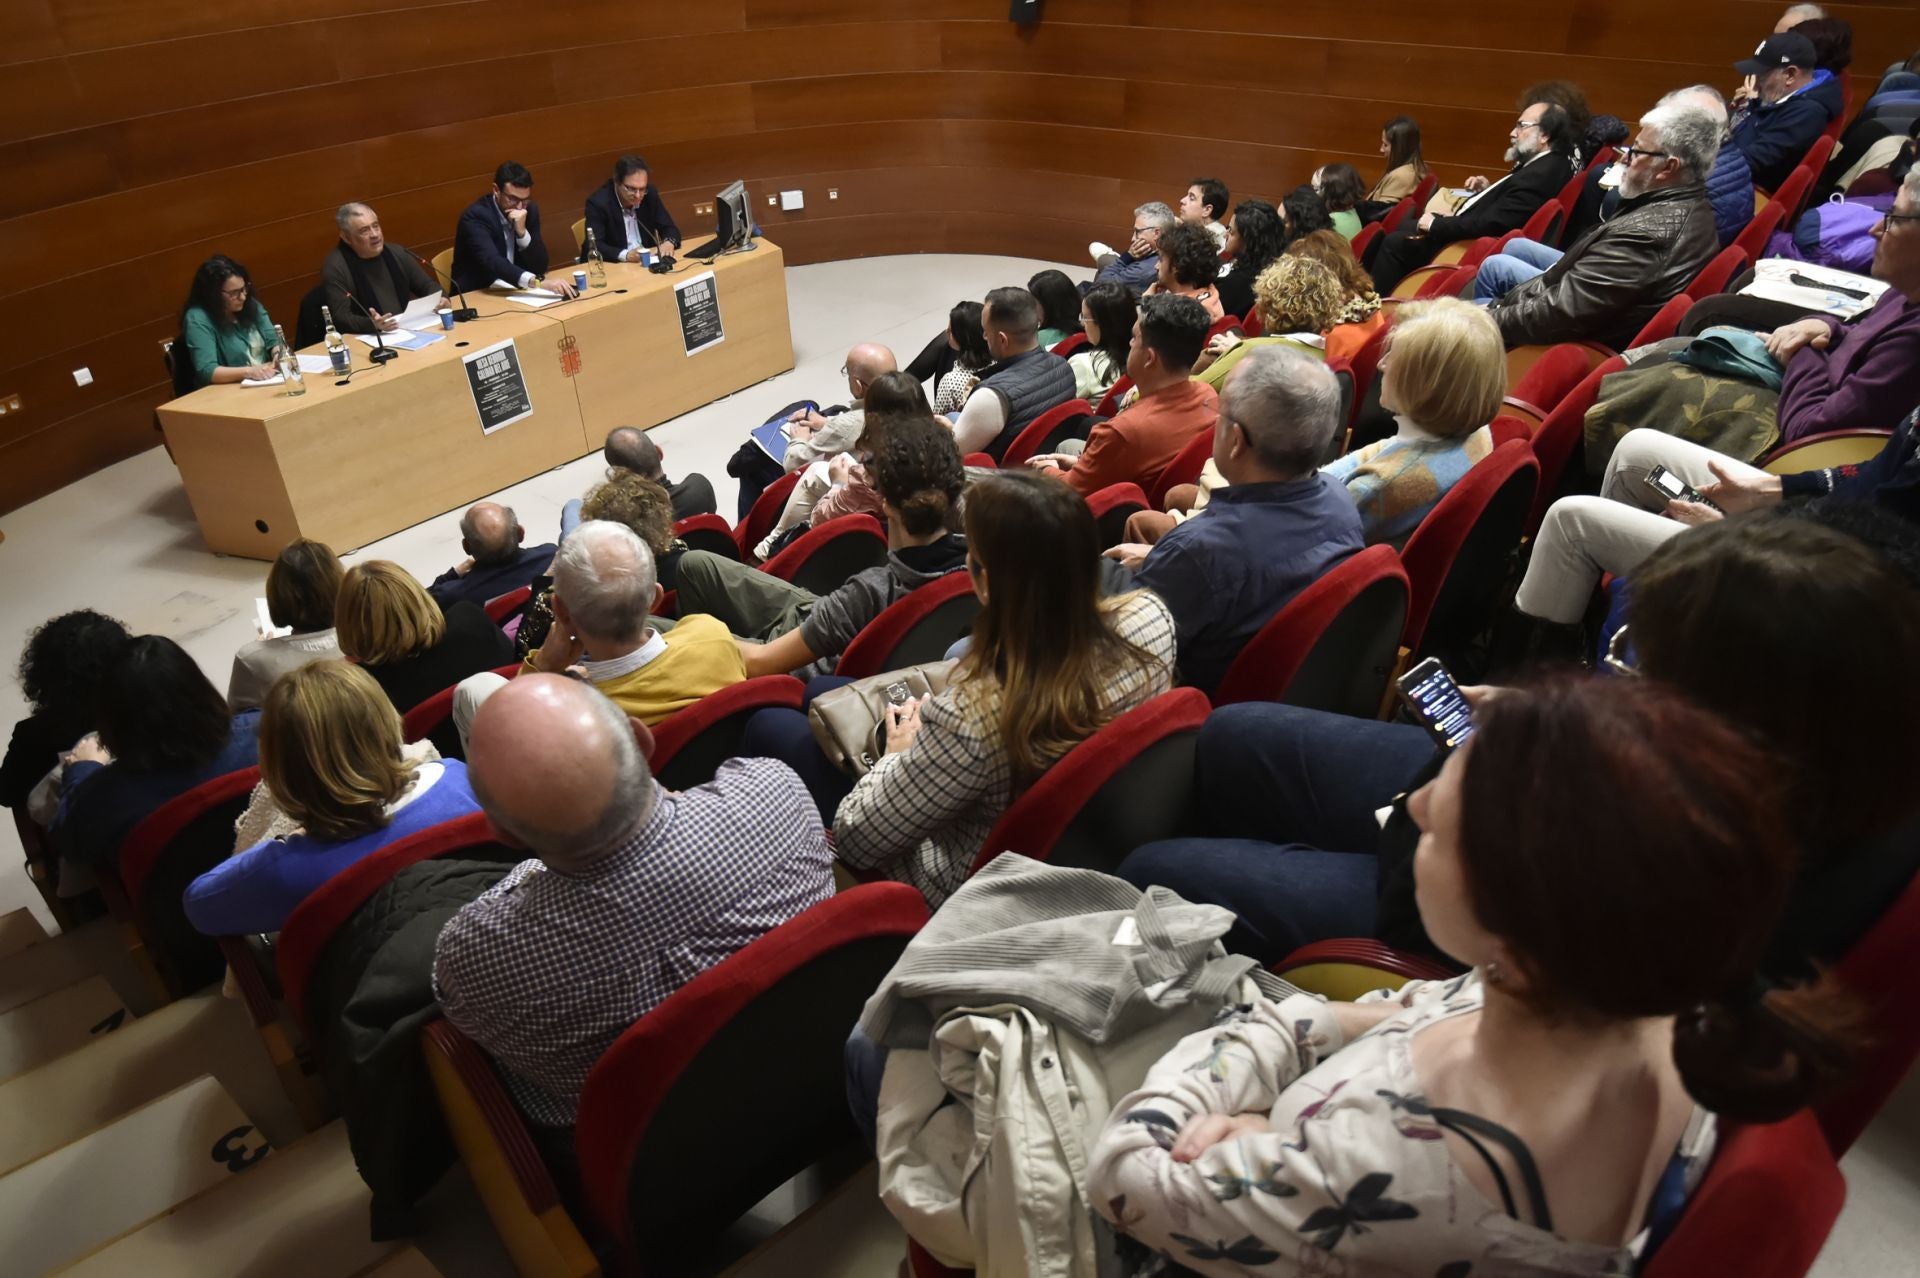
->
[451, 160, 575, 297]
[581, 154, 681, 264]
[1481, 99, 1720, 350]
[1368, 101, 1577, 294]
[1088, 202, 1176, 296]
[725, 343, 898, 521]
[1729, 30, 1843, 192]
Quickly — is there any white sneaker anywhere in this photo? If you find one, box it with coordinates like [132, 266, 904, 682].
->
[1089, 240, 1115, 263]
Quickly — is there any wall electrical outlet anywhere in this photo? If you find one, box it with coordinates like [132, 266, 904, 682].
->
[828, 188, 839, 200]
[73, 367, 93, 386]
[0, 393, 20, 414]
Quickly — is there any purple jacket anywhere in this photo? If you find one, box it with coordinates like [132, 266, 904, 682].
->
[1779, 290, 1920, 442]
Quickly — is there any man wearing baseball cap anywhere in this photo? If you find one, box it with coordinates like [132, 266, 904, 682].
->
[1730, 30, 1843, 190]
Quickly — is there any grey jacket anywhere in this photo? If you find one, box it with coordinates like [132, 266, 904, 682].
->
[1491, 182, 1719, 352]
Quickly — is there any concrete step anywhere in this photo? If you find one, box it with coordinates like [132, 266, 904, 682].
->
[0, 1074, 268, 1276]
[0, 918, 168, 1018]
[0, 975, 131, 1084]
[0, 907, 50, 960]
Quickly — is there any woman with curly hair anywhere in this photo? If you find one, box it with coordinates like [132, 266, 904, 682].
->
[1193, 256, 1344, 388]
[1146, 221, 1225, 320]
[3, 610, 132, 811]
[1215, 199, 1287, 323]
[1286, 229, 1387, 360]
[176, 255, 283, 390]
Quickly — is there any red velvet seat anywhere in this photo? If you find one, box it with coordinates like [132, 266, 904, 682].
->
[400, 662, 522, 760]
[967, 687, 1210, 877]
[1213, 545, 1410, 717]
[1146, 430, 1215, 509]
[1400, 440, 1539, 663]
[961, 452, 997, 469]
[1550, 166, 1592, 231]
[835, 573, 982, 678]
[1095, 375, 1133, 418]
[1525, 355, 1624, 535]
[1343, 319, 1393, 430]
[673, 512, 742, 561]
[1350, 220, 1383, 264]
[1202, 313, 1240, 345]
[757, 513, 889, 596]
[1792, 143, 1835, 216]
[1818, 862, 1920, 1154]
[1049, 331, 1088, 356]
[1733, 193, 1789, 265]
[1641, 1112, 1844, 1278]
[1489, 413, 1532, 447]
[1520, 197, 1565, 247]
[105, 766, 264, 1000]
[999, 398, 1096, 468]
[1410, 172, 1438, 211]
[1084, 481, 1151, 548]
[1380, 195, 1417, 234]
[646, 675, 806, 790]
[482, 585, 532, 625]
[1240, 307, 1263, 337]
[1685, 244, 1752, 302]
[1504, 341, 1611, 427]
[735, 469, 801, 559]
[1626, 294, 1693, 349]
[1455, 236, 1501, 268]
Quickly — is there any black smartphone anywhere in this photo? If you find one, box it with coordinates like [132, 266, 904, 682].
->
[1396, 657, 1476, 751]
[1644, 464, 1719, 511]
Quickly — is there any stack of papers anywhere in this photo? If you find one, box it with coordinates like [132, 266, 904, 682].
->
[240, 355, 334, 386]
[1742, 259, 1890, 320]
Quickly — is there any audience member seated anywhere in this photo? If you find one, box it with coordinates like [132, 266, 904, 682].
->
[2, 611, 130, 815]
[1068, 284, 1137, 403]
[336, 561, 514, 716]
[1192, 257, 1343, 390]
[563, 426, 716, 531]
[1480, 98, 1721, 350]
[1366, 114, 1428, 209]
[1144, 222, 1226, 321]
[678, 415, 967, 677]
[519, 470, 688, 656]
[579, 153, 680, 263]
[449, 160, 574, 298]
[1286, 229, 1387, 359]
[1029, 269, 1085, 349]
[931, 301, 992, 415]
[1027, 294, 1218, 497]
[1732, 31, 1844, 192]
[1566, 86, 1752, 249]
[729, 342, 898, 520]
[1323, 298, 1502, 547]
[456, 522, 743, 742]
[183, 661, 480, 936]
[1178, 176, 1231, 251]
[51, 636, 262, 871]
[1088, 202, 1175, 296]
[228, 538, 344, 712]
[1119, 506, 1920, 977]
[432, 673, 833, 1126]
[952, 287, 1078, 461]
[428, 503, 555, 611]
[320, 202, 440, 335]
[1797, 17, 1854, 77]
[1094, 677, 1852, 1277]
[1314, 162, 1369, 241]
[1106, 348, 1363, 695]
[1213, 199, 1287, 322]
[1369, 101, 1577, 294]
[812, 471, 1175, 905]
[177, 255, 282, 390]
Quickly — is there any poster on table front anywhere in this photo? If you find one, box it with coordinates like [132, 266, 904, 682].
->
[674, 271, 725, 356]
[463, 338, 533, 434]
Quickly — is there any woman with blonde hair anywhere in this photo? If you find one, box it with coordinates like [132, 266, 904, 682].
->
[184, 661, 480, 935]
[1192, 256, 1343, 388]
[335, 560, 513, 716]
[1286, 229, 1386, 360]
[831, 471, 1176, 906]
[227, 538, 345, 712]
[1323, 297, 1503, 546]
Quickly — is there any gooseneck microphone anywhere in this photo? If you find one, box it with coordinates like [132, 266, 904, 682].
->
[342, 292, 399, 364]
[419, 253, 478, 322]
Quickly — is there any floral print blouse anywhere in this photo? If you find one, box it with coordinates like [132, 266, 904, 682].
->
[1090, 974, 1716, 1277]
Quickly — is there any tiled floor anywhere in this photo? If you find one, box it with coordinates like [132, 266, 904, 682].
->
[1, 252, 1911, 1272]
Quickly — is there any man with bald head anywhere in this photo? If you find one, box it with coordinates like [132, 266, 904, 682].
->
[319, 201, 441, 334]
[559, 427, 717, 544]
[432, 673, 833, 1126]
[429, 501, 555, 610]
[728, 342, 897, 518]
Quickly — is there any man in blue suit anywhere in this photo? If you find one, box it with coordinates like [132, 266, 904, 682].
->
[580, 154, 682, 263]
[451, 161, 576, 297]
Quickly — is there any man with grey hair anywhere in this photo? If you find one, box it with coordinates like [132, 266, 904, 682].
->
[1105, 347, 1363, 695]
[1776, 3, 1824, 33]
[1480, 99, 1720, 350]
[451, 520, 745, 747]
[318, 201, 440, 334]
[1088, 201, 1176, 295]
[1554, 85, 1753, 254]
[429, 500, 554, 610]
[432, 672, 833, 1126]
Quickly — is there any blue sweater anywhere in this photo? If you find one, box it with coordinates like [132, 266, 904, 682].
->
[183, 760, 480, 936]
[1732, 70, 1842, 192]
[54, 712, 262, 868]
[1322, 425, 1494, 548]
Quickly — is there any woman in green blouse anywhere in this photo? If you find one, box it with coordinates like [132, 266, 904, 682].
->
[179, 255, 281, 388]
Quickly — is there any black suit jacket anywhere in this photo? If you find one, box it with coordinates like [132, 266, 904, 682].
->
[451, 194, 551, 294]
[1428, 149, 1577, 245]
[580, 181, 682, 261]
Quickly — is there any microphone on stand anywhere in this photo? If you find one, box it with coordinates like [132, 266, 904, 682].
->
[342, 293, 399, 364]
[638, 207, 676, 275]
[419, 253, 478, 322]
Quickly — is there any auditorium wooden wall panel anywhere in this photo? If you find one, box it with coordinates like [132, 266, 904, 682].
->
[7, 2, 1920, 515]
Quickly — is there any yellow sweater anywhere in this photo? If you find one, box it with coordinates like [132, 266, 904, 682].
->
[523, 614, 746, 725]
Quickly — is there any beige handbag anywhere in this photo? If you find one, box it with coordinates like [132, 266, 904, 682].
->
[807, 660, 957, 776]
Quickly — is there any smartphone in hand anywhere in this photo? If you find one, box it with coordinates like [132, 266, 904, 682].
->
[1396, 657, 1476, 751]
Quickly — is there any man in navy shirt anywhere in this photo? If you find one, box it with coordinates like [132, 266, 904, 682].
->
[1106, 347, 1363, 694]
[430, 502, 555, 611]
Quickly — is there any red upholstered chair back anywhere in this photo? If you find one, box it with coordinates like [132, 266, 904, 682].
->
[277, 810, 518, 1037]
[1640, 1111, 1844, 1278]
[1344, 319, 1394, 429]
[1400, 440, 1538, 660]
[1507, 342, 1607, 423]
[1819, 863, 1920, 1154]
[1380, 196, 1417, 234]
[1350, 221, 1383, 264]
[735, 469, 801, 558]
[1628, 294, 1693, 349]
[835, 573, 982, 679]
[757, 513, 889, 595]
[1798, 138, 1837, 202]
[968, 687, 1210, 877]
[1526, 355, 1624, 535]
[482, 585, 532, 625]
[1521, 198, 1565, 247]
[1551, 166, 1591, 224]
[1084, 482, 1151, 548]
[1585, 144, 1619, 172]
[1240, 307, 1263, 337]
[1457, 236, 1501, 268]
[401, 662, 521, 761]
[648, 675, 806, 791]
[1000, 398, 1096, 468]
[1411, 172, 1438, 210]
[673, 512, 742, 561]
[112, 766, 262, 995]
[1049, 332, 1088, 357]
[1202, 314, 1240, 345]
[1733, 194, 1788, 265]
[1685, 245, 1753, 303]
[1147, 430, 1217, 509]
[961, 452, 997, 469]
[1096, 376, 1133, 418]
[575, 883, 929, 1269]
[1489, 414, 1533, 447]
[1213, 545, 1410, 717]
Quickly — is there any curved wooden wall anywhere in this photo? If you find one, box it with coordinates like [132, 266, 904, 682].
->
[5, 0, 1918, 513]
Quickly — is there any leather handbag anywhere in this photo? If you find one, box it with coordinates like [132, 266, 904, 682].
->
[807, 660, 957, 777]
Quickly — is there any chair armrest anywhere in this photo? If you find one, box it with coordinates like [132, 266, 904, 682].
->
[421, 1018, 561, 1214]
[215, 934, 280, 1028]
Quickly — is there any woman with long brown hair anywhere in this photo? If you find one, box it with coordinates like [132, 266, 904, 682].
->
[833, 470, 1176, 905]
[1368, 114, 1430, 206]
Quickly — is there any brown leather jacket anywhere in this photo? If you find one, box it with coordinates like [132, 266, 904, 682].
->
[1490, 182, 1719, 351]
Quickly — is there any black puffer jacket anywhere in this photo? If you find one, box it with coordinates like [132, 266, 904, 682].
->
[1491, 182, 1719, 352]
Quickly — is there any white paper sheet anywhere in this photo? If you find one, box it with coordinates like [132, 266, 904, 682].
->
[355, 329, 444, 350]
[1742, 258, 1889, 320]
[240, 355, 332, 386]
[500, 289, 566, 308]
[394, 292, 448, 329]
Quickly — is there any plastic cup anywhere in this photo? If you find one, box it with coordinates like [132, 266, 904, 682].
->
[437, 307, 454, 330]
[572, 270, 588, 292]
[640, 249, 655, 267]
